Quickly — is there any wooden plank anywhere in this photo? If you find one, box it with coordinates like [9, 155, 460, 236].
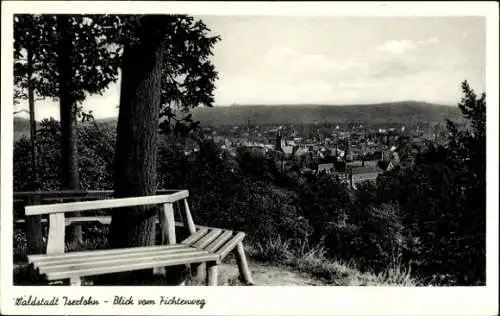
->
[29, 244, 186, 262]
[34, 247, 198, 268]
[39, 249, 208, 273]
[162, 203, 176, 244]
[204, 231, 233, 253]
[153, 203, 175, 276]
[70, 277, 82, 286]
[46, 253, 219, 280]
[192, 229, 223, 249]
[235, 242, 254, 285]
[176, 221, 210, 230]
[181, 228, 208, 245]
[183, 199, 197, 234]
[214, 232, 246, 260]
[46, 214, 65, 254]
[25, 190, 189, 215]
[206, 263, 218, 286]
[157, 202, 176, 276]
[63, 216, 111, 225]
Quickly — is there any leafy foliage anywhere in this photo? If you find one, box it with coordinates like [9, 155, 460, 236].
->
[13, 119, 116, 193]
[155, 15, 220, 135]
[235, 147, 280, 183]
[14, 14, 122, 106]
[297, 175, 355, 242]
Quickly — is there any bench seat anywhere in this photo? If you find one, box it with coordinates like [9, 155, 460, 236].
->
[181, 227, 254, 285]
[28, 244, 218, 285]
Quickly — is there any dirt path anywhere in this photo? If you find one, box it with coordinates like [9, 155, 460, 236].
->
[217, 261, 326, 286]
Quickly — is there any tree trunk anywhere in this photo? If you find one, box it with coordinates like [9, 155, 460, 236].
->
[27, 48, 38, 188]
[108, 18, 165, 250]
[56, 15, 82, 249]
[25, 46, 45, 255]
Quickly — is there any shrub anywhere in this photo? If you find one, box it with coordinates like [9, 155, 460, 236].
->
[13, 119, 116, 192]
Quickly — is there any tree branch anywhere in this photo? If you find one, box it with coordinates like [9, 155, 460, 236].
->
[13, 109, 30, 115]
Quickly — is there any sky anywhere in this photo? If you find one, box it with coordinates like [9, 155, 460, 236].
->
[14, 16, 486, 120]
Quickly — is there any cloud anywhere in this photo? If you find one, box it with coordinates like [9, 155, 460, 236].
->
[376, 40, 418, 54]
[376, 37, 441, 54]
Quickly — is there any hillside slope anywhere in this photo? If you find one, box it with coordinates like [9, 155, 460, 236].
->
[191, 101, 463, 126]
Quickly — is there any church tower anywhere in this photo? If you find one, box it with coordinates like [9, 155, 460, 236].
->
[345, 137, 352, 161]
[276, 130, 283, 152]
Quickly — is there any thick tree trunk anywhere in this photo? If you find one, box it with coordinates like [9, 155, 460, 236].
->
[108, 18, 165, 250]
[25, 47, 44, 255]
[56, 15, 82, 249]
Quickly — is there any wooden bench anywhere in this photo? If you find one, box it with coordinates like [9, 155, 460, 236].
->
[24, 190, 253, 286]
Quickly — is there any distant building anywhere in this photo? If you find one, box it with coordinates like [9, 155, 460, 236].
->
[317, 163, 335, 174]
[348, 165, 381, 189]
[294, 146, 309, 158]
[345, 137, 353, 162]
[379, 151, 401, 172]
[275, 131, 294, 157]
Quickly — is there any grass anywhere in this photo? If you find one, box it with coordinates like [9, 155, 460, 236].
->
[246, 236, 420, 286]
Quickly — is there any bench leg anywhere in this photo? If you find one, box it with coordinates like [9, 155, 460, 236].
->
[206, 263, 218, 286]
[153, 267, 166, 276]
[235, 242, 254, 285]
[191, 262, 205, 279]
[70, 277, 82, 286]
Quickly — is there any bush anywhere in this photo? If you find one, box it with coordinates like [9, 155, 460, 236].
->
[296, 174, 355, 244]
[13, 119, 116, 191]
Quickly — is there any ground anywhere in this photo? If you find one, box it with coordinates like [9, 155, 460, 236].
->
[210, 261, 326, 286]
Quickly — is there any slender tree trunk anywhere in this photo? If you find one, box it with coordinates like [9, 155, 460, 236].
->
[27, 48, 38, 187]
[108, 18, 165, 250]
[56, 15, 82, 248]
[25, 46, 44, 255]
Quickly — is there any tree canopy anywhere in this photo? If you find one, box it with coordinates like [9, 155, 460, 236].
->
[14, 14, 122, 111]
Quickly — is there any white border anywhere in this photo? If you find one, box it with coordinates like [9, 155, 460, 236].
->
[1, 1, 498, 315]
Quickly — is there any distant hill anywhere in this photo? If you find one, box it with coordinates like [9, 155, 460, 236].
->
[12, 101, 464, 141]
[190, 101, 464, 126]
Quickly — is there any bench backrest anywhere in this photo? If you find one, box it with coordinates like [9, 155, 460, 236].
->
[24, 190, 196, 255]
[24, 190, 189, 215]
